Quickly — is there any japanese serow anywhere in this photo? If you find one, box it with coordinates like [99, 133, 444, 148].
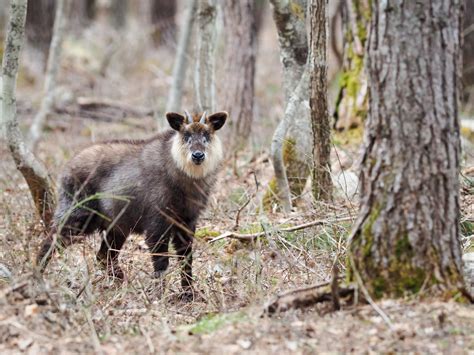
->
[36, 111, 228, 299]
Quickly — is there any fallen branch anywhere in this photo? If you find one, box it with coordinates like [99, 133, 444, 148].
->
[209, 216, 353, 243]
[77, 97, 154, 118]
[264, 282, 355, 315]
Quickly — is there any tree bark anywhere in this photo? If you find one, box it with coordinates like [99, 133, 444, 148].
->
[350, 0, 469, 299]
[70, 0, 95, 29]
[265, 0, 312, 211]
[151, 0, 176, 46]
[463, 0, 474, 112]
[28, 0, 69, 150]
[271, 70, 309, 213]
[333, 0, 370, 131]
[2, 0, 55, 228]
[25, 0, 56, 69]
[194, 0, 217, 112]
[310, 0, 332, 202]
[166, 0, 196, 113]
[221, 0, 257, 149]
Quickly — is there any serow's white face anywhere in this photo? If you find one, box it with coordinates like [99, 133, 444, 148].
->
[167, 111, 228, 179]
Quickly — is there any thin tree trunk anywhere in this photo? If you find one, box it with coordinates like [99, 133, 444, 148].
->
[350, 0, 470, 299]
[264, 0, 311, 211]
[110, 0, 127, 29]
[2, 0, 55, 228]
[70, 0, 95, 29]
[25, 0, 56, 70]
[310, 0, 332, 202]
[166, 0, 196, 113]
[221, 0, 257, 149]
[28, 0, 69, 150]
[333, 0, 370, 131]
[194, 0, 217, 112]
[151, 0, 176, 46]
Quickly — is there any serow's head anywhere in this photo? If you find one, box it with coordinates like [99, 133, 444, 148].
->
[166, 110, 228, 178]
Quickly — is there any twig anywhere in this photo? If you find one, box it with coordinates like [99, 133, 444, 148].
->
[264, 283, 354, 315]
[209, 216, 354, 243]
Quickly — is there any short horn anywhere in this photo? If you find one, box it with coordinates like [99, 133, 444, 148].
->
[184, 110, 193, 124]
[199, 111, 207, 124]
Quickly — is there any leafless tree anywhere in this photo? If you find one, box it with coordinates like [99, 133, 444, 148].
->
[221, 0, 257, 149]
[110, 0, 127, 29]
[151, 0, 176, 45]
[310, 0, 332, 202]
[28, 0, 69, 150]
[333, 0, 370, 131]
[25, 0, 56, 69]
[266, 0, 311, 212]
[194, 0, 217, 112]
[70, 0, 95, 29]
[350, 0, 471, 300]
[2, 0, 55, 228]
[166, 0, 197, 113]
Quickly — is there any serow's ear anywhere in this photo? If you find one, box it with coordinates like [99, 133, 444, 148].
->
[208, 111, 228, 131]
[166, 112, 185, 131]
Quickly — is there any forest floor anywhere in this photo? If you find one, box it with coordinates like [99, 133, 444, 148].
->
[1, 18, 474, 354]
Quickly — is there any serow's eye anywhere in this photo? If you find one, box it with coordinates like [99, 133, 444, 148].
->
[183, 132, 191, 142]
[203, 132, 210, 142]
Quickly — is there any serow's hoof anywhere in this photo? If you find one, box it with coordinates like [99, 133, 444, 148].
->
[179, 288, 195, 302]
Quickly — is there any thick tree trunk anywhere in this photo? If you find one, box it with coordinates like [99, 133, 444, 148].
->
[333, 0, 370, 131]
[265, 0, 312, 211]
[350, 0, 469, 299]
[25, 0, 56, 69]
[151, 0, 176, 46]
[3, 0, 55, 228]
[194, 0, 217, 112]
[28, 0, 69, 150]
[221, 0, 257, 149]
[310, 0, 332, 202]
[166, 0, 196, 113]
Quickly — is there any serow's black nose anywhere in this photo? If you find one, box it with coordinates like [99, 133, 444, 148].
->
[192, 151, 205, 164]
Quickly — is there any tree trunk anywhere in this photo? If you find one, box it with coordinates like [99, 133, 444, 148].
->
[350, 0, 470, 299]
[166, 0, 197, 113]
[463, 0, 474, 112]
[265, 0, 311, 211]
[70, 0, 95, 29]
[221, 0, 257, 149]
[25, 0, 56, 69]
[2, 0, 55, 228]
[110, 0, 127, 29]
[28, 0, 69, 150]
[310, 0, 332, 202]
[194, 0, 217, 112]
[333, 0, 370, 131]
[151, 0, 176, 46]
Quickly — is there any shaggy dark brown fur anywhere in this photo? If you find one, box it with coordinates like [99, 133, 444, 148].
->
[36, 111, 228, 299]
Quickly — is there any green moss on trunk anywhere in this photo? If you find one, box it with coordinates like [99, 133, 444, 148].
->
[264, 138, 309, 211]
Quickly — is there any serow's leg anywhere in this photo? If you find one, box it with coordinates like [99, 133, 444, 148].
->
[97, 231, 128, 279]
[172, 226, 194, 300]
[146, 228, 171, 278]
[36, 227, 82, 273]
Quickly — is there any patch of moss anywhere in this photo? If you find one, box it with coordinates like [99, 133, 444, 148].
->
[195, 227, 220, 240]
[185, 312, 247, 335]
[333, 126, 363, 147]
